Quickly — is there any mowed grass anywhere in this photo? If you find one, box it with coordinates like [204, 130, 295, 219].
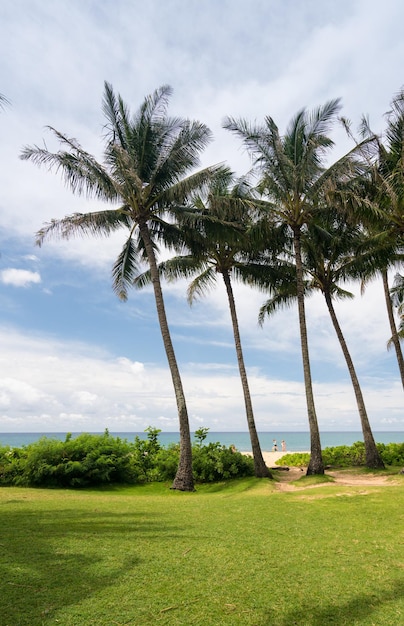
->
[1, 473, 404, 625]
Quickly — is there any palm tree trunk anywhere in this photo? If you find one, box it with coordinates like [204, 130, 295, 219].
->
[382, 268, 404, 389]
[139, 222, 194, 491]
[324, 291, 384, 468]
[222, 271, 271, 478]
[293, 228, 324, 475]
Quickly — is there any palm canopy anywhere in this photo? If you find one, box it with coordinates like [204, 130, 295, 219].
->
[351, 89, 404, 387]
[21, 82, 220, 299]
[356, 87, 404, 244]
[135, 168, 287, 300]
[378, 88, 404, 233]
[224, 99, 373, 230]
[258, 211, 362, 321]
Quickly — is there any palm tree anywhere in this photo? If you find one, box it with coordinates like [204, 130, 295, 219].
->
[258, 212, 384, 468]
[137, 170, 281, 477]
[224, 100, 370, 474]
[21, 82, 220, 491]
[375, 91, 404, 386]
[351, 89, 404, 387]
[292, 214, 384, 468]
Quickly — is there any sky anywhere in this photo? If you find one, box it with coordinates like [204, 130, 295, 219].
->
[0, 0, 403, 434]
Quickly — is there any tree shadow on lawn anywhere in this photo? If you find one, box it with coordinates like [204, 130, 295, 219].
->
[0, 505, 179, 625]
[261, 579, 404, 625]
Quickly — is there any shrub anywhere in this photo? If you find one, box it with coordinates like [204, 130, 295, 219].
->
[276, 441, 404, 469]
[150, 444, 180, 482]
[322, 441, 366, 467]
[377, 442, 404, 466]
[276, 452, 310, 468]
[6, 432, 140, 488]
[0, 445, 28, 485]
[191, 442, 254, 482]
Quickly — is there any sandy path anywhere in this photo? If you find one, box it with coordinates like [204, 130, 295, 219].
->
[244, 451, 403, 489]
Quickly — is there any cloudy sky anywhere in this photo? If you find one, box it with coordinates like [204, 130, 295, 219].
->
[0, 0, 403, 434]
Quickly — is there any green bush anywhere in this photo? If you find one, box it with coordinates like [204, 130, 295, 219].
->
[147, 444, 180, 482]
[276, 441, 404, 469]
[0, 445, 28, 485]
[377, 442, 404, 466]
[276, 452, 310, 468]
[7, 432, 140, 488]
[0, 428, 256, 488]
[322, 441, 366, 467]
[192, 442, 254, 482]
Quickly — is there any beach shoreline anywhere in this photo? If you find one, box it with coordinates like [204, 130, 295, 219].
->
[243, 450, 309, 466]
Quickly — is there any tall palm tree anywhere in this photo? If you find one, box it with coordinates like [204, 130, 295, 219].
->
[271, 213, 384, 468]
[375, 91, 404, 386]
[21, 82, 219, 491]
[351, 89, 404, 387]
[137, 170, 283, 477]
[258, 213, 384, 468]
[224, 100, 370, 474]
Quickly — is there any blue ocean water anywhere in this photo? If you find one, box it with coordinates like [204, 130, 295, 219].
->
[0, 431, 403, 451]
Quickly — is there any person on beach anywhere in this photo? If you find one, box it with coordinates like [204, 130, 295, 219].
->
[281, 440, 286, 452]
[272, 439, 278, 451]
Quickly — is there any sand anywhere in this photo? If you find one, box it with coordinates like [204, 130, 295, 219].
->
[243, 450, 308, 467]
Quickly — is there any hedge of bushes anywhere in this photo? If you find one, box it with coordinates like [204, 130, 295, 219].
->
[0, 428, 254, 488]
[2, 433, 402, 488]
[276, 441, 404, 468]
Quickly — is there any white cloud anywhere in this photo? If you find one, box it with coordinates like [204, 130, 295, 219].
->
[0, 324, 402, 433]
[0, 268, 41, 287]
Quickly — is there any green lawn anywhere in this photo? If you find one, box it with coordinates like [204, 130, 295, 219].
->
[1, 473, 403, 625]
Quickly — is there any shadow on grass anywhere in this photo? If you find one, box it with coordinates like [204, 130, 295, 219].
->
[261, 579, 404, 625]
[0, 504, 177, 624]
[196, 477, 273, 494]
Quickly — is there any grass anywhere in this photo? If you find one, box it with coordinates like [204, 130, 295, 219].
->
[1, 473, 404, 625]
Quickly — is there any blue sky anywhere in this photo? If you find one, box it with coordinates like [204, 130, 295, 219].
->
[0, 0, 403, 433]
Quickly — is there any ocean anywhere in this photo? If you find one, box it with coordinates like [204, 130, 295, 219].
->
[0, 431, 403, 452]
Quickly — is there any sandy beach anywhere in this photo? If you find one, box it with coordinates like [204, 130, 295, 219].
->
[243, 450, 309, 467]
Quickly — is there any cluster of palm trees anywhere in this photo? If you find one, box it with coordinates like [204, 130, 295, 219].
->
[21, 83, 403, 490]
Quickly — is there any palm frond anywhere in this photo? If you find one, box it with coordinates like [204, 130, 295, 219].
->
[158, 164, 225, 210]
[112, 235, 141, 300]
[258, 291, 298, 325]
[187, 267, 217, 303]
[21, 128, 117, 201]
[35, 209, 131, 246]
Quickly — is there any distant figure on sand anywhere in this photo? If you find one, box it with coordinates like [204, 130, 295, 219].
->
[272, 439, 278, 452]
[281, 440, 286, 452]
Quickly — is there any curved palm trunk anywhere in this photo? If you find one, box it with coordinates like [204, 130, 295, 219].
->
[382, 269, 404, 389]
[324, 291, 384, 468]
[222, 271, 271, 478]
[139, 222, 194, 491]
[293, 228, 324, 475]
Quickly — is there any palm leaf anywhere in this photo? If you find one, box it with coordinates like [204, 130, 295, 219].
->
[35, 209, 131, 246]
[112, 235, 141, 301]
[187, 267, 217, 303]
